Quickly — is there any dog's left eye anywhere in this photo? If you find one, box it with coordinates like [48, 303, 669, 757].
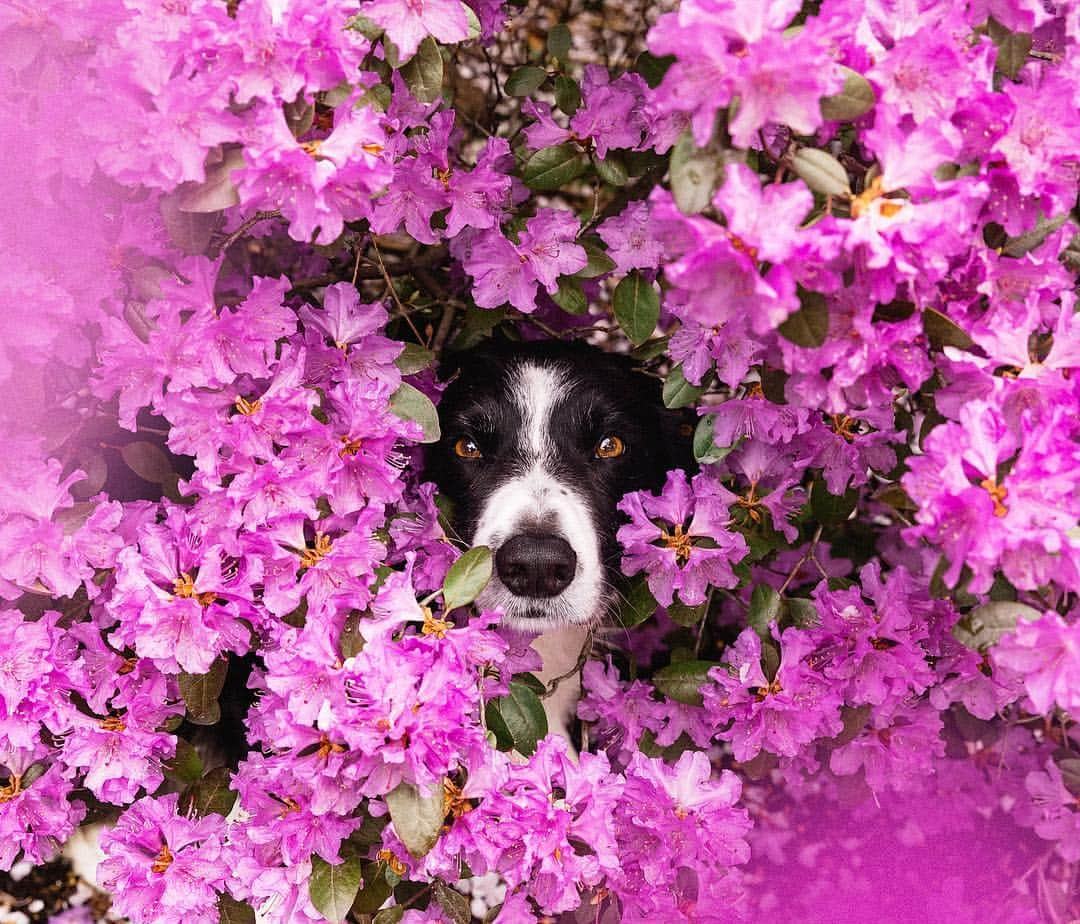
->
[454, 437, 482, 460]
[595, 435, 625, 459]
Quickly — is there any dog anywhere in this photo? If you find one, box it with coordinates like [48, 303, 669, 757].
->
[425, 339, 691, 741]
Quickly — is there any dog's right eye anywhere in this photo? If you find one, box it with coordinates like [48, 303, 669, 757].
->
[454, 437, 482, 460]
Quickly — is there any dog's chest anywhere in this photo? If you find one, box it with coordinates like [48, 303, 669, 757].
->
[530, 625, 590, 744]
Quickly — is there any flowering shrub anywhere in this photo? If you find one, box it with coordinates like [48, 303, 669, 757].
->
[3, 0, 1080, 921]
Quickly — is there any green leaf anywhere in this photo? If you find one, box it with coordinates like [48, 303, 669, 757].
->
[594, 153, 629, 187]
[669, 131, 720, 215]
[554, 75, 581, 115]
[390, 382, 441, 443]
[667, 597, 708, 628]
[551, 276, 588, 315]
[810, 479, 858, 525]
[547, 23, 571, 59]
[351, 862, 395, 915]
[951, 601, 1040, 652]
[463, 3, 481, 39]
[570, 237, 617, 278]
[635, 51, 675, 88]
[522, 143, 587, 191]
[790, 147, 852, 197]
[183, 766, 237, 817]
[345, 13, 384, 39]
[506, 64, 547, 97]
[1001, 213, 1070, 258]
[434, 883, 471, 924]
[178, 147, 244, 213]
[654, 660, 719, 706]
[178, 659, 228, 726]
[385, 780, 446, 858]
[374, 907, 405, 924]
[994, 29, 1032, 80]
[217, 894, 257, 924]
[819, 66, 876, 121]
[748, 585, 782, 641]
[484, 681, 548, 756]
[395, 342, 436, 375]
[120, 440, 174, 484]
[614, 574, 658, 628]
[161, 194, 220, 254]
[612, 271, 660, 346]
[164, 738, 204, 787]
[778, 290, 829, 348]
[923, 307, 974, 351]
[692, 414, 737, 465]
[309, 854, 363, 924]
[399, 37, 444, 103]
[833, 704, 872, 748]
[442, 545, 493, 612]
[662, 364, 708, 409]
[786, 597, 820, 628]
[1055, 757, 1080, 797]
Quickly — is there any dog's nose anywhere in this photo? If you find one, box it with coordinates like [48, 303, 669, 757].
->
[496, 534, 577, 597]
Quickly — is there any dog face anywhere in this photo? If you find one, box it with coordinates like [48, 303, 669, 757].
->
[425, 341, 687, 630]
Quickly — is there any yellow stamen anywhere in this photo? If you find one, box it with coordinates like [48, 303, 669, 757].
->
[661, 523, 694, 566]
[0, 774, 21, 803]
[828, 413, 859, 442]
[753, 680, 783, 699]
[299, 533, 332, 570]
[234, 396, 262, 416]
[421, 606, 452, 639]
[377, 848, 407, 876]
[277, 796, 301, 818]
[150, 842, 173, 874]
[979, 477, 1009, 517]
[851, 175, 885, 219]
[300, 139, 323, 157]
[100, 716, 127, 733]
[315, 734, 345, 761]
[339, 435, 363, 458]
[172, 572, 218, 607]
[443, 779, 473, 820]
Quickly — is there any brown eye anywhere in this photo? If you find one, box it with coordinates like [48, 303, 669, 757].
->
[595, 435, 625, 459]
[454, 437, 482, 460]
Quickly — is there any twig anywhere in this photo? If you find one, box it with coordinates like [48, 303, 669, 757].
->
[694, 587, 714, 657]
[431, 302, 457, 353]
[213, 210, 280, 259]
[777, 524, 824, 594]
[541, 628, 594, 699]
[371, 238, 426, 343]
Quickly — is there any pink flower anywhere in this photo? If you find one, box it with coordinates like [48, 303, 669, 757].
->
[362, 0, 470, 61]
[617, 469, 748, 606]
[993, 610, 1080, 716]
[99, 793, 227, 924]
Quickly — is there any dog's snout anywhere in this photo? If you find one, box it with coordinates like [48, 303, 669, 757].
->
[496, 534, 577, 598]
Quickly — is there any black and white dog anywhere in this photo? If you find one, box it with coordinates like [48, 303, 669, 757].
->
[426, 340, 690, 740]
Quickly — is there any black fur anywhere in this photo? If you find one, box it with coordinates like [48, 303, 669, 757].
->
[425, 340, 692, 588]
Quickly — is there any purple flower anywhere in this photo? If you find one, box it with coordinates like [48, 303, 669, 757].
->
[1021, 760, 1080, 861]
[992, 610, 1080, 716]
[598, 201, 663, 274]
[0, 764, 86, 869]
[617, 469, 748, 606]
[829, 702, 945, 793]
[362, 0, 470, 61]
[99, 792, 227, 924]
[457, 209, 585, 313]
[704, 626, 843, 762]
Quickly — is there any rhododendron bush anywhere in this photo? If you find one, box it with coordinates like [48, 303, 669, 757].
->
[4, 0, 1080, 921]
